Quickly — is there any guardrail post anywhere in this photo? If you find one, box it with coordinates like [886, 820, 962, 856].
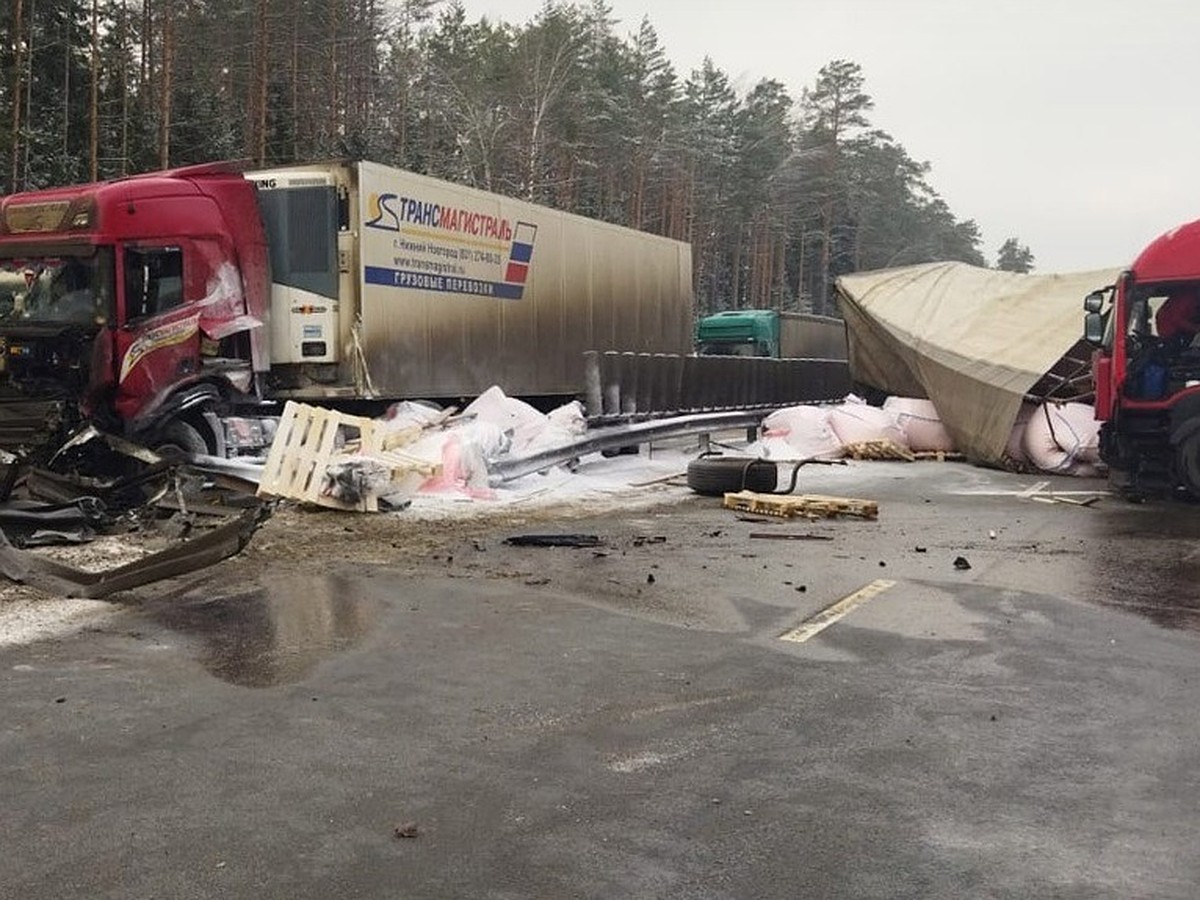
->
[583, 351, 602, 417]
[665, 353, 685, 415]
[620, 352, 639, 416]
[636, 353, 654, 418]
[602, 351, 621, 416]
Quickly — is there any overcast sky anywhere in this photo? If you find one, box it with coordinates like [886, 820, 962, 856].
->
[455, 0, 1200, 273]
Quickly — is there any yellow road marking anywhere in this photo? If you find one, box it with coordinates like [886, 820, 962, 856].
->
[779, 579, 897, 643]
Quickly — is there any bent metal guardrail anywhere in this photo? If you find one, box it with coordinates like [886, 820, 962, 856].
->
[487, 410, 773, 485]
[582, 351, 851, 424]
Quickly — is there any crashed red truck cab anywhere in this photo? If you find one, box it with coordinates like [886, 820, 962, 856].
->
[1085, 218, 1200, 497]
[0, 161, 697, 462]
[0, 163, 273, 457]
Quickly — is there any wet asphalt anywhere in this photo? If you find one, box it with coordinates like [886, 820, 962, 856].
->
[2, 462, 1200, 898]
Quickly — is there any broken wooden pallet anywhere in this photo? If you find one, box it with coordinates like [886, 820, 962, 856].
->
[913, 450, 965, 462]
[257, 401, 385, 511]
[723, 490, 879, 521]
[842, 439, 916, 462]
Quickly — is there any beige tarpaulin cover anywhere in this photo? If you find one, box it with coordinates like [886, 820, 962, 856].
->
[836, 262, 1122, 464]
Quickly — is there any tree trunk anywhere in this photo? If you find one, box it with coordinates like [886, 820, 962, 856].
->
[254, 0, 268, 164]
[90, 0, 99, 180]
[10, 0, 24, 192]
[159, 0, 173, 169]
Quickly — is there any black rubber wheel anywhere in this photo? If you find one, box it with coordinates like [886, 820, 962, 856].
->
[153, 420, 209, 459]
[1175, 431, 1200, 499]
[686, 456, 777, 496]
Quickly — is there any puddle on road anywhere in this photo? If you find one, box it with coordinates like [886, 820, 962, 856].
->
[140, 573, 378, 687]
[1084, 505, 1200, 632]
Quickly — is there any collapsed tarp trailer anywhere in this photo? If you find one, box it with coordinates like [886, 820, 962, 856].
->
[836, 262, 1122, 465]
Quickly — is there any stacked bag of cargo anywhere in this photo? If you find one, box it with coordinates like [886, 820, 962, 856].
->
[1014, 401, 1102, 477]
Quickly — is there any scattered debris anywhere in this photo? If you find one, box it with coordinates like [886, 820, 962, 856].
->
[953, 556, 972, 570]
[630, 472, 688, 488]
[1029, 494, 1104, 508]
[19, 528, 96, 548]
[503, 534, 603, 548]
[748, 532, 833, 542]
[393, 822, 420, 840]
[631, 535, 666, 547]
[722, 490, 879, 521]
[915, 546, 928, 553]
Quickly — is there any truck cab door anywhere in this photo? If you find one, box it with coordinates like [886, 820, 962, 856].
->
[113, 245, 203, 424]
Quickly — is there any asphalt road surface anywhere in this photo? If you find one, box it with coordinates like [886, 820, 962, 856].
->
[2, 461, 1199, 899]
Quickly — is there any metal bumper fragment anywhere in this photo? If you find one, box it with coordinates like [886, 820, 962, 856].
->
[0, 505, 265, 599]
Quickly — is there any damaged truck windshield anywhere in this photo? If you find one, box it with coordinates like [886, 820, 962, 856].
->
[0, 251, 114, 326]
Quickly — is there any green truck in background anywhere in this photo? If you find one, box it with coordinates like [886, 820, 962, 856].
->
[695, 309, 847, 360]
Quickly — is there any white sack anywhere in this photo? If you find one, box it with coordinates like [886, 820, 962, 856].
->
[419, 434, 496, 499]
[1004, 403, 1038, 464]
[883, 397, 955, 452]
[761, 405, 843, 458]
[379, 399, 449, 431]
[828, 398, 909, 448]
[1022, 402, 1102, 475]
[463, 385, 554, 455]
[517, 400, 590, 456]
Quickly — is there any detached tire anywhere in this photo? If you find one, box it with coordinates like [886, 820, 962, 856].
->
[686, 456, 777, 496]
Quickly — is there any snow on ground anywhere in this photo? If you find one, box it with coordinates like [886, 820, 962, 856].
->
[0, 590, 113, 649]
[407, 445, 699, 520]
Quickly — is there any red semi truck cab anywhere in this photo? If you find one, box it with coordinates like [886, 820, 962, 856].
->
[0, 163, 273, 456]
[0, 159, 699, 459]
[1085, 218, 1200, 497]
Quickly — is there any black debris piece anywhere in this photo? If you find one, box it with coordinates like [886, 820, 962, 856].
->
[632, 535, 667, 547]
[17, 527, 97, 548]
[504, 534, 602, 548]
[953, 556, 972, 570]
[748, 532, 833, 542]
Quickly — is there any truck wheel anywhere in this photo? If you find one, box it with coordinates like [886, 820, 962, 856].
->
[1176, 431, 1200, 498]
[686, 456, 777, 496]
[154, 420, 209, 459]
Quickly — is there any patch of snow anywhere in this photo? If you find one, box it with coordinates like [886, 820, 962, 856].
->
[0, 591, 116, 649]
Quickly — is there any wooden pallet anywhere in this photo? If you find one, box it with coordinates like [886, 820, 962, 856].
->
[256, 402, 377, 510]
[723, 490, 879, 521]
[257, 401, 438, 512]
[842, 440, 916, 462]
[913, 450, 965, 462]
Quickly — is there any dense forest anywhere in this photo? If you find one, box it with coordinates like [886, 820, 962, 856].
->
[0, 0, 1032, 315]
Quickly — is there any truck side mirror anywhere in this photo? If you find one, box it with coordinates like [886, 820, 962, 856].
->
[1084, 311, 1106, 345]
[1083, 291, 1106, 314]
